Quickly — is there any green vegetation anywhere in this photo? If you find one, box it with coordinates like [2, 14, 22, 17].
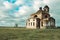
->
[0, 28, 60, 40]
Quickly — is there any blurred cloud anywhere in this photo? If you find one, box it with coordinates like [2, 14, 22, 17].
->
[15, 0, 24, 6]
[0, 0, 60, 26]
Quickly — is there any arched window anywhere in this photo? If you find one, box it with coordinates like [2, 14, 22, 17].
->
[34, 15, 37, 18]
[31, 22, 32, 26]
[33, 19, 35, 21]
[33, 22, 35, 26]
[41, 22, 43, 26]
[29, 23, 30, 26]
[45, 15, 48, 18]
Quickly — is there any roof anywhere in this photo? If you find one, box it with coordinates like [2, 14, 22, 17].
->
[43, 13, 50, 16]
[49, 17, 55, 21]
[31, 9, 43, 16]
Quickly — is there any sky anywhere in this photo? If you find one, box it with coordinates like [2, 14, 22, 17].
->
[0, 0, 60, 27]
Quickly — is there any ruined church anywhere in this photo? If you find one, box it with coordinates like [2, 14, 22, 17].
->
[26, 5, 55, 29]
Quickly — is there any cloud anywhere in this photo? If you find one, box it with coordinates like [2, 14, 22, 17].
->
[7, 0, 16, 3]
[14, 5, 33, 17]
[0, 11, 8, 19]
[32, 0, 42, 11]
[15, 0, 24, 6]
[43, 0, 50, 4]
[0, 0, 59, 26]
[3, 1, 17, 10]
[3, 1, 13, 9]
[0, 20, 15, 26]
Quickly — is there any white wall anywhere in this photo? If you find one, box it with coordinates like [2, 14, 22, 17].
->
[26, 18, 37, 29]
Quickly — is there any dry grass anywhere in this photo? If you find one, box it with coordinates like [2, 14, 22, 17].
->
[0, 27, 60, 40]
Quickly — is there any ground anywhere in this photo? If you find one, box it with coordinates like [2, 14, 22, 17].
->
[0, 27, 60, 40]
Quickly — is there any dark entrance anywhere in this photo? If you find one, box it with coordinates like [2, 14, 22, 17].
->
[36, 18, 40, 29]
[34, 15, 37, 18]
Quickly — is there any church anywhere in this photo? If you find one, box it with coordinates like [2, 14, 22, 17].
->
[26, 5, 55, 29]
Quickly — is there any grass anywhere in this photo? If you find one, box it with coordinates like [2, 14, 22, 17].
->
[0, 27, 60, 40]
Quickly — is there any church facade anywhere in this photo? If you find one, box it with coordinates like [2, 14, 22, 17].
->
[26, 5, 55, 29]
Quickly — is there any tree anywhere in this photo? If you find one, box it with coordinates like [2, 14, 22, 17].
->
[15, 24, 18, 27]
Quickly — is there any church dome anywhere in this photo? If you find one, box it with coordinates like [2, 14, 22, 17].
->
[44, 5, 49, 9]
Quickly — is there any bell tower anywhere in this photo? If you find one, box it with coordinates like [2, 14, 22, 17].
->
[44, 5, 49, 13]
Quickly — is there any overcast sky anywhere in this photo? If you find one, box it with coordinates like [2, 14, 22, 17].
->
[0, 0, 60, 27]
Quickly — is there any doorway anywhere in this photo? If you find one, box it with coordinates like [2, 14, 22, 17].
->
[36, 18, 40, 29]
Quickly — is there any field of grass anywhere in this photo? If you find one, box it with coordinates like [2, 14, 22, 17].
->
[0, 27, 60, 40]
